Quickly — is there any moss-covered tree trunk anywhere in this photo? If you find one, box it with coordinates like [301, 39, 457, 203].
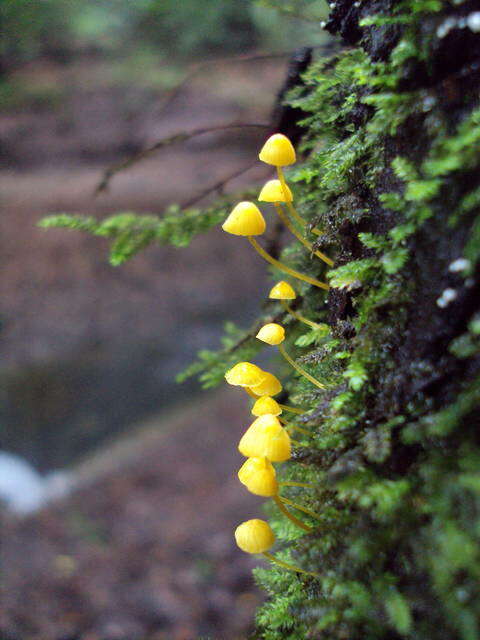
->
[253, 1, 480, 638]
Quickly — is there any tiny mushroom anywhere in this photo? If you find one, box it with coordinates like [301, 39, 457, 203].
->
[269, 280, 296, 300]
[259, 133, 296, 167]
[247, 371, 283, 398]
[258, 179, 293, 203]
[225, 361, 267, 389]
[269, 281, 325, 330]
[234, 518, 318, 575]
[238, 456, 279, 497]
[238, 414, 291, 462]
[258, 180, 332, 265]
[235, 518, 275, 554]
[256, 323, 285, 346]
[222, 201, 329, 290]
[252, 395, 282, 417]
[237, 456, 317, 532]
[257, 323, 326, 390]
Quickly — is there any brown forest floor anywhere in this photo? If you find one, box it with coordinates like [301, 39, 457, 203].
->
[1, 389, 265, 640]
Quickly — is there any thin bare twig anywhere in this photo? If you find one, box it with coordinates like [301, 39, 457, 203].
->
[156, 51, 291, 121]
[154, 45, 335, 123]
[94, 122, 269, 195]
[180, 161, 258, 209]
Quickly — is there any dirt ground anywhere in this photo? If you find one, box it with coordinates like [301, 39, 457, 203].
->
[1, 389, 267, 640]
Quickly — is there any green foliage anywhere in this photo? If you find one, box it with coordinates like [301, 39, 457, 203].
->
[0, 0, 76, 71]
[328, 259, 378, 289]
[39, 202, 228, 266]
[136, 0, 258, 57]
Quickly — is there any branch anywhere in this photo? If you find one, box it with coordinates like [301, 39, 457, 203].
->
[95, 122, 269, 195]
[155, 45, 334, 121]
[155, 51, 292, 121]
[180, 161, 258, 209]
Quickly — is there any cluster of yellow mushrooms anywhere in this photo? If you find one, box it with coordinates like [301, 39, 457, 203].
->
[221, 133, 332, 577]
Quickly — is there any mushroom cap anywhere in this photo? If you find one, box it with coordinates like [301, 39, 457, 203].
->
[238, 414, 291, 462]
[235, 518, 275, 554]
[222, 201, 266, 236]
[269, 281, 296, 300]
[257, 323, 285, 346]
[248, 371, 283, 397]
[259, 133, 296, 167]
[238, 456, 278, 497]
[225, 362, 266, 388]
[252, 395, 282, 417]
[258, 179, 293, 203]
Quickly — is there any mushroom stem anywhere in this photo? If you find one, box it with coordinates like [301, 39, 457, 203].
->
[273, 204, 332, 266]
[273, 494, 312, 532]
[277, 403, 305, 415]
[276, 166, 325, 242]
[262, 551, 318, 576]
[280, 299, 323, 330]
[247, 237, 329, 291]
[279, 417, 312, 436]
[279, 481, 314, 488]
[291, 425, 312, 436]
[244, 388, 305, 415]
[279, 495, 322, 521]
[278, 344, 325, 390]
[276, 167, 310, 230]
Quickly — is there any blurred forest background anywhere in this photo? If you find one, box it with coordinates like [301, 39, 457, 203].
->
[0, 1, 327, 639]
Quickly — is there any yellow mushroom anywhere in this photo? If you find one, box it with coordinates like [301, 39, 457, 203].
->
[224, 363, 302, 416]
[235, 518, 275, 554]
[258, 133, 329, 246]
[238, 414, 291, 462]
[258, 179, 293, 203]
[258, 180, 333, 266]
[256, 323, 326, 390]
[238, 457, 321, 532]
[234, 518, 318, 576]
[251, 395, 282, 417]
[251, 394, 311, 436]
[258, 133, 296, 167]
[256, 323, 286, 345]
[246, 371, 283, 398]
[222, 202, 329, 291]
[238, 456, 279, 497]
[269, 281, 326, 330]
[225, 361, 267, 389]
[269, 280, 296, 300]
[247, 372, 305, 416]
[222, 201, 266, 236]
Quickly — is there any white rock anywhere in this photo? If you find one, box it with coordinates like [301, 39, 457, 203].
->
[467, 12, 480, 32]
[437, 17, 457, 39]
[449, 257, 471, 272]
[0, 451, 71, 515]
